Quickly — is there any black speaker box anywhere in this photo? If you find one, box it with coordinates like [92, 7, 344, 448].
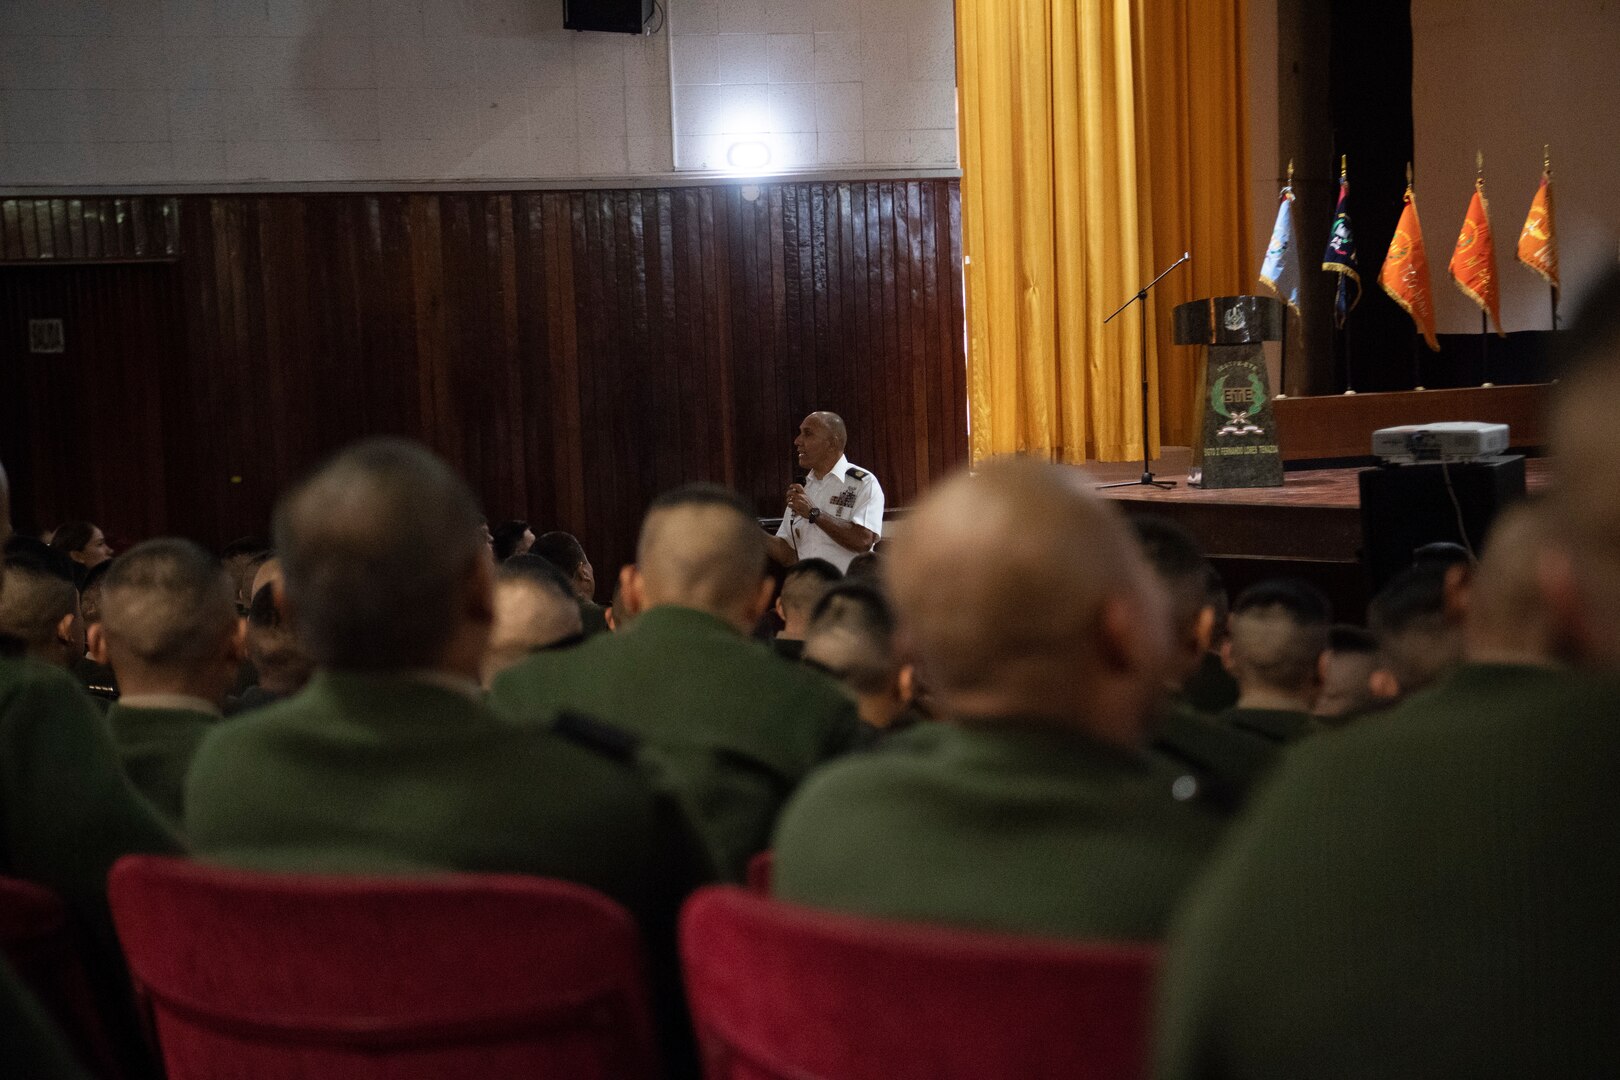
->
[564, 0, 653, 34]
[1358, 455, 1527, 591]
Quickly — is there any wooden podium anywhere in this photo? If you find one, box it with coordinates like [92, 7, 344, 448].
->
[1173, 296, 1286, 489]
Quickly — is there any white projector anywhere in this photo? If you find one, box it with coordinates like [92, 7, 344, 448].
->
[1372, 422, 1510, 463]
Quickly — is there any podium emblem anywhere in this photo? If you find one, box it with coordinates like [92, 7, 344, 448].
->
[1212, 373, 1267, 437]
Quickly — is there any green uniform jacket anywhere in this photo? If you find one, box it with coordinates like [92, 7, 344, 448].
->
[105, 703, 217, 830]
[772, 720, 1226, 941]
[0, 957, 92, 1080]
[0, 655, 181, 1079]
[185, 669, 715, 1076]
[1150, 703, 1279, 814]
[1217, 705, 1316, 745]
[1157, 663, 1620, 1078]
[491, 605, 862, 882]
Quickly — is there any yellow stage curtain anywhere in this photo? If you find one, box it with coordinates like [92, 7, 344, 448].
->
[960, 0, 1253, 463]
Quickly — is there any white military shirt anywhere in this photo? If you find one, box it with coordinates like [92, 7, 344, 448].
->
[776, 455, 884, 572]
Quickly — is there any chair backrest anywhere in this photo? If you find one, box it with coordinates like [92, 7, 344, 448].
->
[0, 875, 127, 1080]
[108, 856, 661, 1080]
[681, 886, 1159, 1080]
[744, 851, 773, 894]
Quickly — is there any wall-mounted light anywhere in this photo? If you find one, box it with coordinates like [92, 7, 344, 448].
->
[726, 140, 772, 171]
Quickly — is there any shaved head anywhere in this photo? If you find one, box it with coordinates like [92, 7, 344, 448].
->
[483, 561, 586, 685]
[886, 458, 1169, 738]
[635, 485, 769, 623]
[0, 556, 80, 666]
[812, 411, 847, 445]
[1224, 580, 1331, 699]
[101, 538, 237, 670]
[1466, 503, 1559, 664]
[276, 438, 488, 671]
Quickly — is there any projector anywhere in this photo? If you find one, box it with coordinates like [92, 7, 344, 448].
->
[1372, 422, 1510, 463]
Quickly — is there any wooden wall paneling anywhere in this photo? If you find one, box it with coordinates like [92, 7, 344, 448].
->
[4, 180, 967, 574]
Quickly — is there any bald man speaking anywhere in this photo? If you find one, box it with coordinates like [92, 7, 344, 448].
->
[769, 411, 884, 572]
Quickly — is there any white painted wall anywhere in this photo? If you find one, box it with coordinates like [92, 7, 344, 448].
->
[0, 0, 958, 187]
[1413, 0, 1620, 332]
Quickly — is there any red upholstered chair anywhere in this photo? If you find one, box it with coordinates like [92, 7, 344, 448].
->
[107, 855, 662, 1080]
[0, 875, 127, 1079]
[744, 851, 773, 894]
[680, 886, 1159, 1080]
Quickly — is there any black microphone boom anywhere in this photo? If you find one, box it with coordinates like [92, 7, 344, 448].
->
[1098, 251, 1191, 492]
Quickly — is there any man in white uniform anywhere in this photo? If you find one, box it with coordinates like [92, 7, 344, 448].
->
[768, 412, 884, 573]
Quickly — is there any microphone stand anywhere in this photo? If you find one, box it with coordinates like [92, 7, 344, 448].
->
[1098, 252, 1190, 491]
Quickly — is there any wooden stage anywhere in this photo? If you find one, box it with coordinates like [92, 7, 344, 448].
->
[1083, 384, 1553, 619]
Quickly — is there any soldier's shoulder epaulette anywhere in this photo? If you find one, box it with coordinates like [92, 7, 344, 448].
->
[845, 466, 870, 481]
[554, 710, 642, 763]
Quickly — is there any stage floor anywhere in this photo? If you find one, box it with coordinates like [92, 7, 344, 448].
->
[1082, 448, 1550, 564]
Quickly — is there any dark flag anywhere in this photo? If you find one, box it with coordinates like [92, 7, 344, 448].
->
[1322, 158, 1360, 329]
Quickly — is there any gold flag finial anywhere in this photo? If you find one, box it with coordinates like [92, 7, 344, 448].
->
[1476, 150, 1485, 189]
[1405, 161, 1414, 192]
[1340, 154, 1347, 180]
[1287, 158, 1294, 184]
[1544, 145, 1552, 175]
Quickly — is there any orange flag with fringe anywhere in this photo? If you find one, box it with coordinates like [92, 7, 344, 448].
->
[1518, 160, 1558, 293]
[1380, 175, 1440, 352]
[1449, 177, 1505, 337]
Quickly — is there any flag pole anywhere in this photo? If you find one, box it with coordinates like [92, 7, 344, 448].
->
[1278, 159, 1293, 397]
[1475, 152, 1495, 387]
[1407, 161, 1425, 390]
[1547, 147, 1559, 333]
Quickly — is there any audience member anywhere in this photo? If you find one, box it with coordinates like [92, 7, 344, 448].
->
[1156, 268, 1620, 1077]
[844, 550, 882, 583]
[772, 458, 1222, 939]
[491, 519, 536, 561]
[1132, 518, 1273, 812]
[0, 462, 179, 1077]
[607, 573, 634, 630]
[1366, 562, 1465, 700]
[801, 581, 921, 742]
[1312, 624, 1387, 724]
[222, 537, 271, 613]
[493, 484, 861, 881]
[772, 557, 841, 660]
[230, 583, 314, 714]
[94, 539, 241, 828]
[1181, 563, 1239, 712]
[1214, 579, 1331, 744]
[0, 552, 83, 670]
[533, 530, 610, 637]
[481, 555, 586, 685]
[49, 520, 113, 582]
[184, 439, 712, 1070]
[72, 558, 121, 709]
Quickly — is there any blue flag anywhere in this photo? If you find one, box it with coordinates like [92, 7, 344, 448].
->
[1259, 188, 1301, 315]
[1322, 175, 1361, 328]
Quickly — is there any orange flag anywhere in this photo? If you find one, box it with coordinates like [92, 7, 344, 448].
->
[1380, 174, 1440, 352]
[1449, 172, 1505, 337]
[1518, 157, 1558, 294]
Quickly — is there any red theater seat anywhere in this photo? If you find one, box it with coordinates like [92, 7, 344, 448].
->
[0, 875, 126, 1079]
[681, 886, 1158, 1080]
[107, 855, 661, 1080]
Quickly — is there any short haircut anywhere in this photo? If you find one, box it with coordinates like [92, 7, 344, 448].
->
[100, 538, 236, 668]
[1132, 516, 1211, 635]
[0, 553, 78, 650]
[845, 551, 882, 582]
[804, 581, 898, 694]
[637, 484, 767, 613]
[499, 554, 578, 600]
[49, 520, 99, 556]
[779, 558, 842, 618]
[274, 438, 486, 671]
[1226, 578, 1333, 693]
[222, 536, 271, 560]
[1328, 623, 1378, 654]
[1367, 563, 1457, 691]
[78, 558, 113, 625]
[533, 531, 589, 576]
[491, 519, 531, 562]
